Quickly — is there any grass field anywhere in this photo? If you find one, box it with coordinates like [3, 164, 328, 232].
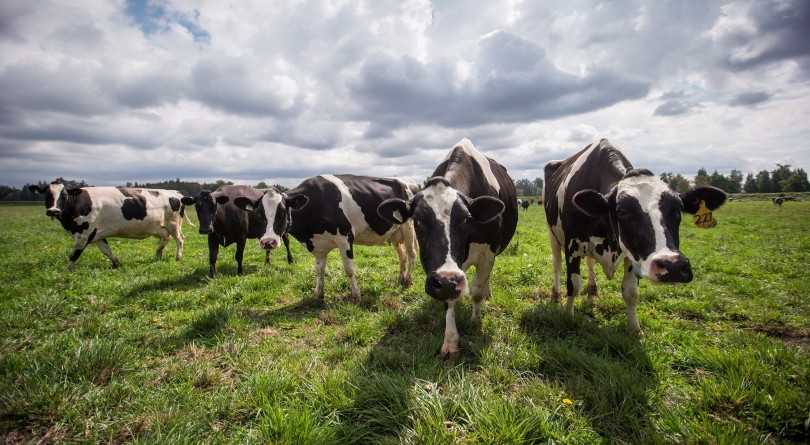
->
[1, 200, 808, 444]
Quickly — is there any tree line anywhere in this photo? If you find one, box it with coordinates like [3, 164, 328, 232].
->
[661, 164, 809, 194]
[1, 165, 807, 203]
[0, 177, 289, 202]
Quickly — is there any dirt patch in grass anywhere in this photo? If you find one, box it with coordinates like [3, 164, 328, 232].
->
[752, 324, 810, 351]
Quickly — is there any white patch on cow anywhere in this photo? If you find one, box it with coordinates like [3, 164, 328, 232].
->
[441, 138, 500, 194]
[259, 189, 285, 247]
[322, 174, 399, 246]
[422, 181, 469, 293]
[616, 174, 678, 281]
[46, 182, 66, 214]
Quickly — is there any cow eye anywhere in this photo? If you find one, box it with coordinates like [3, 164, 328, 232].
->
[617, 208, 630, 219]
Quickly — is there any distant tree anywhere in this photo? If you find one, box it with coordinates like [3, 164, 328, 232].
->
[707, 170, 730, 192]
[755, 170, 773, 193]
[272, 183, 290, 193]
[694, 168, 708, 186]
[743, 173, 758, 193]
[780, 168, 810, 192]
[514, 179, 535, 196]
[255, 181, 269, 189]
[532, 178, 544, 195]
[771, 164, 792, 190]
[660, 172, 690, 193]
[728, 169, 743, 193]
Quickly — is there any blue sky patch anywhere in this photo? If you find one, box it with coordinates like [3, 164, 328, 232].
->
[125, 0, 210, 43]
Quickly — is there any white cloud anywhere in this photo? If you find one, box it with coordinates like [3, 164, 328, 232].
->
[0, 0, 808, 189]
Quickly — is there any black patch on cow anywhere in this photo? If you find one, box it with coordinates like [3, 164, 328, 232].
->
[169, 197, 181, 212]
[69, 248, 84, 262]
[340, 175, 410, 236]
[87, 228, 98, 244]
[623, 168, 654, 179]
[51, 188, 93, 234]
[616, 194, 655, 261]
[119, 188, 148, 220]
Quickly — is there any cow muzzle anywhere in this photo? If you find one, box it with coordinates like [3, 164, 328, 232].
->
[425, 270, 468, 300]
[46, 208, 61, 217]
[260, 236, 280, 250]
[649, 254, 693, 283]
[198, 226, 214, 235]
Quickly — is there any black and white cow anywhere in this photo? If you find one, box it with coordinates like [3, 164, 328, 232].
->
[234, 175, 418, 301]
[29, 180, 191, 270]
[543, 139, 727, 331]
[181, 185, 293, 277]
[521, 199, 530, 211]
[378, 139, 518, 359]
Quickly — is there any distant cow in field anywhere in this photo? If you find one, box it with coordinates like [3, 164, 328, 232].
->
[773, 197, 784, 206]
[181, 185, 292, 277]
[378, 139, 518, 359]
[29, 181, 191, 270]
[235, 175, 418, 301]
[521, 200, 530, 211]
[543, 139, 727, 331]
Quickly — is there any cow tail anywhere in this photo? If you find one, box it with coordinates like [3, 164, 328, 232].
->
[181, 204, 196, 228]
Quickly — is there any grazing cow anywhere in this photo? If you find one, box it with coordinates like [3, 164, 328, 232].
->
[543, 139, 727, 331]
[181, 185, 293, 277]
[378, 139, 518, 359]
[29, 180, 191, 270]
[772, 197, 784, 206]
[521, 200, 530, 211]
[234, 175, 418, 301]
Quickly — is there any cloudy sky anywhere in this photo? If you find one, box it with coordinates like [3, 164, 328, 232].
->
[1, 0, 809, 188]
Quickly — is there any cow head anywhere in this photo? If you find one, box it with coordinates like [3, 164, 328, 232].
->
[233, 189, 308, 250]
[572, 169, 726, 284]
[28, 181, 73, 218]
[181, 190, 228, 235]
[377, 177, 504, 301]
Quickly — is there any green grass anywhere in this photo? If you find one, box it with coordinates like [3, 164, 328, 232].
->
[1, 200, 808, 444]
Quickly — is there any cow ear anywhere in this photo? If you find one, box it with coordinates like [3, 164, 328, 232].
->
[66, 187, 83, 196]
[468, 196, 504, 224]
[28, 185, 42, 194]
[680, 186, 727, 214]
[232, 196, 259, 212]
[573, 189, 611, 216]
[216, 195, 230, 205]
[378, 198, 412, 224]
[181, 196, 195, 205]
[286, 194, 309, 210]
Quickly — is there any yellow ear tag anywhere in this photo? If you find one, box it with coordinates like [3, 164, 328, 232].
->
[692, 200, 717, 228]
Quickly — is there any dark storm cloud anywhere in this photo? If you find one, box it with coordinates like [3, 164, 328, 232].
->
[729, 91, 772, 107]
[654, 100, 699, 116]
[720, 0, 810, 70]
[348, 31, 649, 131]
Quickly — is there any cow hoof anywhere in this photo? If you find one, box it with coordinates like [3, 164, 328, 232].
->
[440, 349, 461, 361]
[586, 285, 598, 297]
[112, 261, 122, 269]
[469, 316, 482, 329]
[550, 290, 560, 303]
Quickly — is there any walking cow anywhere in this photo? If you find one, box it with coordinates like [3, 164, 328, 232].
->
[377, 138, 518, 359]
[181, 185, 293, 277]
[543, 139, 727, 331]
[29, 180, 191, 270]
[234, 175, 418, 301]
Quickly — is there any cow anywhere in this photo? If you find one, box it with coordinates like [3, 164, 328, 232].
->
[234, 175, 418, 301]
[29, 180, 192, 270]
[543, 139, 727, 331]
[377, 138, 518, 359]
[521, 199, 531, 211]
[181, 185, 293, 278]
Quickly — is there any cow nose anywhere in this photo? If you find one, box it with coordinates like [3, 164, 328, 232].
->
[260, 237, 279, 250]
[199, 227, 213, 235]
[426, 271, 467, 300]
[46, 208, 60, 217]
[654, 256, 693, 283]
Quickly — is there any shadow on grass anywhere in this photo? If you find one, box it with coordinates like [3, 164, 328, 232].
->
[518, 302, 659, 443]
[329, 296, 494, 443]
[162, 305, 233, 350]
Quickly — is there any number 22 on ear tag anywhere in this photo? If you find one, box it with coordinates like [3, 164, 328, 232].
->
[692, 200, 717, 228]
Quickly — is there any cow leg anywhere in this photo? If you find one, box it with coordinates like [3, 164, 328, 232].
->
[394, 241, 409, 288]
[66, 231, 96, 271]
[338, 242, 361, 302]
[586, 256, 598, 302]
[282, 233, 294, 264]
[313, 252, 328, 301]
[172, 225, 184, 261]
[548, 227, 563, 303]
[564, 256, 583, 317]
[155, 234, 170, 260]
[440, 299, 461, 360]
[95, 239, 122, 268]
[207, 234, 220, 278]
[235, 238, 246, 275]
[470, 255, 495, 329]
[400, 222, 416, 288]
[621, 258, 641, 332]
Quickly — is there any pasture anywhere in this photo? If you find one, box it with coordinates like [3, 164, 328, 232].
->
[1, 200, 808, 444]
